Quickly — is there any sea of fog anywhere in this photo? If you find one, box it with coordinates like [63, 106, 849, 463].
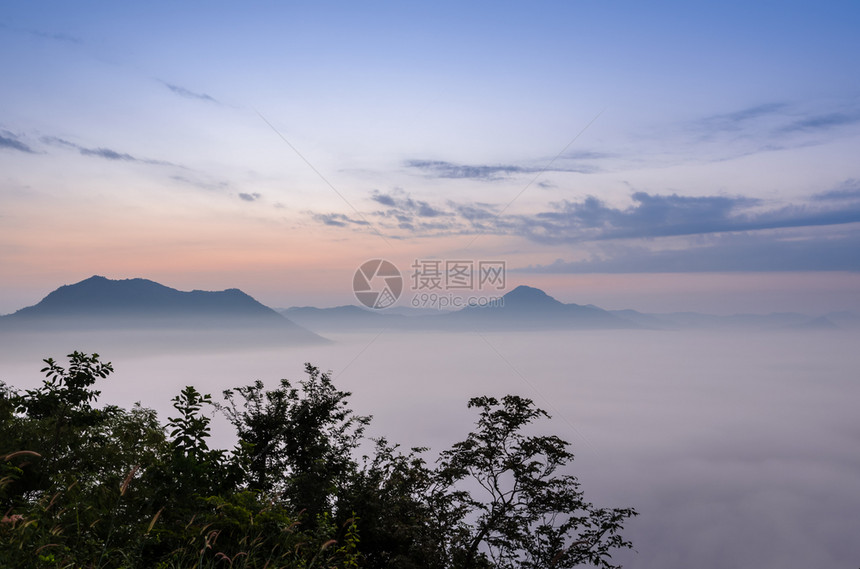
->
[2, 328, 858, 569]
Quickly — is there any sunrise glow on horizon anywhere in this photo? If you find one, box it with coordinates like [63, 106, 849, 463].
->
[2, 2, 860, 315]
[4, 6, 860, 568]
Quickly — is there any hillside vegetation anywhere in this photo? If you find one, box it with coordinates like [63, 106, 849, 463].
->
[1, 352, 636, 569]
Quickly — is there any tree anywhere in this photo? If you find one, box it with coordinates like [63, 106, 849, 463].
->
[219, 363, 371, 523]
[2, 355, 638, 568]
[164, 385, 233, 497]
[0, 353, 169, 567]
[0, 352, 132, 498]
[437, 395, 638, 569]
[339, 438, 471, 569]
[339, 395, 637, 569]
[0, 355, 363, 569]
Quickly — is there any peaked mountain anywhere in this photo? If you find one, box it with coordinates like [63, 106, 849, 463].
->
[282, 285, 637, 332]
[788, 315, 839, 330]
[0, 276, 325, 344]
[496, 284, 558, 306]
[447, 285, 633, 329]
[9, 276, 275, 319]
[279, 284, 860, 334]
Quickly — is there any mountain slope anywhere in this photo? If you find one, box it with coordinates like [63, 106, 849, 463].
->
[0, 276, 325, 344]
[446, 285, 635, 329]
[282, 285, 638, 332]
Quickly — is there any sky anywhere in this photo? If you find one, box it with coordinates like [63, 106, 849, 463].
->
[2, 1, 860, 314]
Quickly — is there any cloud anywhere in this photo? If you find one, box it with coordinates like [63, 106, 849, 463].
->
[515, 231, 860, 273]
[238, 192, 261, 202]
[779, 111, 860, 134]
[312, 190, 463, 236]
[42, 136, 176, 167]
[40, 136, 76, 149]
[316, 187, 860, 243]
[450, 202, 499, 222]
[312, 213, 370, 227]
[80, 147, 136, 161]
[369, 190, 397, 207]
[663, 99, 860, 168]
[0, 131, 35, 153]
[510, 192, 765, 242]
[697, 102, 789, 132]
[30, 29, 81, 44]
[506, 189, 860, 244]
[690, 100, 860, 150]
[405, 159, 594, 180]
[406, 160, 530, 180]
[162, 82, 219, 104]
[171, 175, 229, 192]
[371, 189, 446, 218]
[309, 181, 860, 272]
[0, 22, 81, 44]
[562, 150, 613, 161]
[812, 179, 860, 202]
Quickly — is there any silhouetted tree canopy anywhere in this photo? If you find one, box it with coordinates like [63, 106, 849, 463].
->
[0, 352, 637, 568]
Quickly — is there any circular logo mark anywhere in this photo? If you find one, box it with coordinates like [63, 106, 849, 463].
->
[353, 259, 403, 309]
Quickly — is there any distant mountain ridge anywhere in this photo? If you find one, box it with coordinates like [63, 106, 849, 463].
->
[449, 285, 632, 329]
[2, 278, 855, 338]
[283, 285, 635, 332]
[9, 276, 276, 319]
[281, 285, 857, 333]
[0, 276, 324, 345]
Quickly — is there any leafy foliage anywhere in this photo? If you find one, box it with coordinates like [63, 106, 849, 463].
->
[0, 352, 637, 568]
[438, 395, 638, 569]
[164, 385, 234, 499]
[340, 438, 469, 569]
[220, 363, 371, 524]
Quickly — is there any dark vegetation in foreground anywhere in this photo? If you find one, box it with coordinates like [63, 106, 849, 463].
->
[1, 352, 637, 569]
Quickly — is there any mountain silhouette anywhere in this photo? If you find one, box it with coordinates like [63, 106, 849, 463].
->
[9, 276, 276, 319]
[274, 284, 860, 334]
[447, 285, 631, 329]
[789, 315, 839, 330]
[495, 285, 562, 309]
[282, 285, 636, 332]
[12, 278, 848, 339]
[0, 276, 325, 345]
